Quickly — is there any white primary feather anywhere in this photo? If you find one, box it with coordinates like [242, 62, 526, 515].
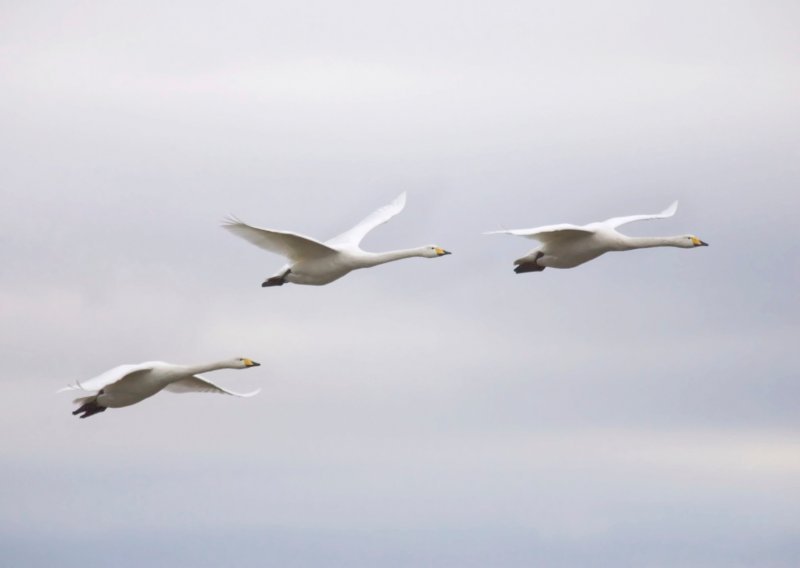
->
[222, 219, 337, 261]
[164, 375, 260, 397]
[485, 224, 595, 242]
[59, 363, 157, 393]
[326, 192, 407, 247]
[601, 201, 679, 229]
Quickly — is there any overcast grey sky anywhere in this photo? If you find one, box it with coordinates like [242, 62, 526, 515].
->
[1, 1, 798, 566]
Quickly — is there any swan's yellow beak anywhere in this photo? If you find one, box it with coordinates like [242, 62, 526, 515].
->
[691, 236, 709, 246]
[243, 359, 260, 367]
[435, 248, 451, 256]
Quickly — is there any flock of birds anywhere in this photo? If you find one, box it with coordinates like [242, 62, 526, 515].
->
[60, 193, 708, 418]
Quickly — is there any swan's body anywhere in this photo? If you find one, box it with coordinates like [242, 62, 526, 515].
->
[59, 357, 261, 418]
[486, 201, 708, 273]
[224, 192, 451, 286]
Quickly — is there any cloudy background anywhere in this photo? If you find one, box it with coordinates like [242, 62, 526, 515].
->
[1, 1, 798, 566]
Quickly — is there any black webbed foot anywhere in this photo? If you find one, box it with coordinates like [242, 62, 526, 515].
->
[262, 269, 291, 287]
[72, 401, 107, 419]
[514, 252, 545, 273]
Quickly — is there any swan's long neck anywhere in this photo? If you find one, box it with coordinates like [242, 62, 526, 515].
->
[619, 235, 686, 250]
[360, 247, 427, 267]
[183, 360, 235, 375]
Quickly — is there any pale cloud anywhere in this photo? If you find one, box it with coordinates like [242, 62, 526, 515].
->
[1, 0, 798, 566]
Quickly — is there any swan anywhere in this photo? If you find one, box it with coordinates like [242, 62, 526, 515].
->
[223, 192, 451, 286]
[486, 201, 708, 273]
[58, 357, 261, 418]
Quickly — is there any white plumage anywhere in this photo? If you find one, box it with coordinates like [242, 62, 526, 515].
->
[59, 357, 261, 418]
[486, 201, 708, 273]
[224, 192, 451, 286]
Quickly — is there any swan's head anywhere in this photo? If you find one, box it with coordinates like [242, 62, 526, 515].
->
[681, 235, 709, 248]
[422, 245, 452, 258]
[233, 357, 261, 369]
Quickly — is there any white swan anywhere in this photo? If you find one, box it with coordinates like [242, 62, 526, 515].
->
[223, 192, 451, 286]
[486, 201, 708, 273]
[59, 357, 261, 418]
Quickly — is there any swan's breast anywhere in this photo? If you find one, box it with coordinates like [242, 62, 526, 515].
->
[542, 233, 612, 268]
[98, 369, 174, 408]
[288, 255, 352, 285]
[99, 383, 163, 407]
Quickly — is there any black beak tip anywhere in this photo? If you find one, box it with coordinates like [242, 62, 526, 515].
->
[443, 250, 452, 255]
[700, 241, 709, 246]
[250, 361, 261, 367]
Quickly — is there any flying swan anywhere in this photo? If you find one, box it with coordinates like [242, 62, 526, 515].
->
[223, 192, 451, 286]
[59, 357, 261, 418]
[486, 201, 708, 273]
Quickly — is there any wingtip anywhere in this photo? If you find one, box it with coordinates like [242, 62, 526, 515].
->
[664, 201, 679, 216]
[221, 214, 242, 227]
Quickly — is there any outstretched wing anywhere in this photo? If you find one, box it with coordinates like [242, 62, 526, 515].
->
[58, 363, 156, 393]
[223, 217, 338, 262]
[601, 201, 678, 229]
[485, 223, 596, 243]
[326, 192, 407, 247]
[164, 375, 260, 397]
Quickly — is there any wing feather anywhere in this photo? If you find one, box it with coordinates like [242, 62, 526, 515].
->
[164, 375, 260, 397]
[485, 223, 595, 243]
[223, 217, 337, 261]
[57, 363, 156, 393]
[326, 192, 407, 247]
[602, 201, 678, 229]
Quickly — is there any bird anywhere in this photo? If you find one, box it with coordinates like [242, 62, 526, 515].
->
[59, 357, 261, 418]
[223, 192, 451, 286]
[486, 201, 708, 273]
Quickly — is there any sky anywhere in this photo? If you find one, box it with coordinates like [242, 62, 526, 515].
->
[1, 0, 798, 566]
